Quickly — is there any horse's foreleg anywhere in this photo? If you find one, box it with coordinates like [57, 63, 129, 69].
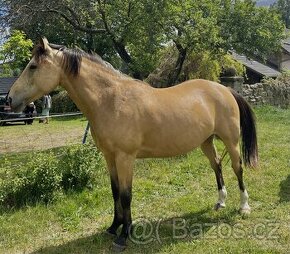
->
[201, 137, 227, 210]
[107, 177, 124, 236]
[104, 153, 123, 236]
[112, 152, 134, 250]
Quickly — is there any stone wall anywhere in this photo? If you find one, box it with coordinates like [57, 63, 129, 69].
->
[242, 83, 290, 108]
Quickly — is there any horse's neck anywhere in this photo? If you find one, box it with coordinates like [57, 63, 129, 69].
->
[60, 64, 119, 119]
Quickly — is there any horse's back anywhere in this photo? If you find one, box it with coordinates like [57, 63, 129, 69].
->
[135, 79, 240, 158]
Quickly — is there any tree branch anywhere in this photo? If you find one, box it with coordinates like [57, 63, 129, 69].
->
[44, 5, 106, 34]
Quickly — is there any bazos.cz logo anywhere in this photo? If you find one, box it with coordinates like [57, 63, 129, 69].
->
[129, 218, 281, 245]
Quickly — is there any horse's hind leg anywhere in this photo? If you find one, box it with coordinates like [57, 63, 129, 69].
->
[224, 140, 251, 214]
[201, 136, 227, 210]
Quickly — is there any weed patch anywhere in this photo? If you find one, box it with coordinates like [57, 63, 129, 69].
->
[0, 143, 103, 209]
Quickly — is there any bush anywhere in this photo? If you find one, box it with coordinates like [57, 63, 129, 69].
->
[0, 144, 103, 208]
[263, 72, 290, 87]
[60, 143, 103, 191]
[0, 152, 60, 207]
[146, 47, 245, 87]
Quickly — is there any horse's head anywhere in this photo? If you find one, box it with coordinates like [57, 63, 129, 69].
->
[8, 38, 62, 112]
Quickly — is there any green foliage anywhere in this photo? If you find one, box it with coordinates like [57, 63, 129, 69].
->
[0, 30, 33, 77]
[0, 152, 60, 206]
[1, 0, 285, 82]
[222, 0, 286, 59]
[149, 49, 245, 84]
[183, 52, 244, 81]
[164, 0, 222, 53]
[272, 0, 290, 28]
[262, 71, 290, 86]
[0, 144, 103, 208]
[220, 54, 245, 77]
[60, 143, 103, 191]
[183, 51, 221, 81]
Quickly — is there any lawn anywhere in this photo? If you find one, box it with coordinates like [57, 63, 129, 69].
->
[0, 106, 289, 254]
[0, 115, 88, 154]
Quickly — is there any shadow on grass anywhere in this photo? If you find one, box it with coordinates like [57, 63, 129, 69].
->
[279, 174, 290, 202]
[31, 207, 238, 254]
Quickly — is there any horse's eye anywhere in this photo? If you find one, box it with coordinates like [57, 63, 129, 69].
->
[30, 64, 37, 70]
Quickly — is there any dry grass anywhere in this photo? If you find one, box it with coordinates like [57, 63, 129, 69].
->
[0, 116, 88, 154]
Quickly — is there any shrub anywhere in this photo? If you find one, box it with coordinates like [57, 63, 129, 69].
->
[0, 152, 61, 207]
[60, 143, 103, 191]
[146, 47, 245, 87]
[27, 152, 62, 202]
[263, 72, 290, 87]
[0, 144, 103, 208]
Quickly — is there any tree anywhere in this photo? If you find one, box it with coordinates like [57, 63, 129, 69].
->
[148, 0, 285, 85]
[0, 30, 33, 76]
[222, 0, 285, 59]
[159, 0, 223, 85]
[0, 0, 166, 78]
[0, 0, 285, 84]
[272, 0, 290, 28]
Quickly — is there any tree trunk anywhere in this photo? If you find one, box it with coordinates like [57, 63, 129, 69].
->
[111, 39, 142, 79]
[167, 44, 187, 86]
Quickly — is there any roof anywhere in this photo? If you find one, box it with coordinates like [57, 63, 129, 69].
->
[282, 43, 290, 53]
[0, 77, 17, 95]
[233, 53, 281, 78]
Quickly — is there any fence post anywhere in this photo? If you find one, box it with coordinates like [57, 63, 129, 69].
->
[82, 122, 90, 144]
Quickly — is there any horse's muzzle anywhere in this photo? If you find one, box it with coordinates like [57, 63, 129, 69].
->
[6, 97, 12, 107]
[8, 98, 25, 113]
[5, 91, 12, 107]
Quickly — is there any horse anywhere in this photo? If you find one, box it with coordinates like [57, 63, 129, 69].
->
[7, 38, 258, 250]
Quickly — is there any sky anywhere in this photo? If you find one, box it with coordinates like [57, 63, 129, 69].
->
[256, 0, 277, 6]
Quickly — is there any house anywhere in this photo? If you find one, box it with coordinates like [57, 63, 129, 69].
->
[268, 34, 290, 71]
[233, 53, 281, 84]
[232, 31, 290, 84]
[0, 77, 17, 95]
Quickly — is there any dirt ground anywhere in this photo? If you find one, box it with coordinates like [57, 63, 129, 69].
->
[0, 117, 89, 154]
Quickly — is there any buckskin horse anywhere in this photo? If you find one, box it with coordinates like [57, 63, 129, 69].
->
[7, 38, 258, 250]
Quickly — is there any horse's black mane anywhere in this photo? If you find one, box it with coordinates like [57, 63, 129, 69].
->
[33, 43, 120, 77]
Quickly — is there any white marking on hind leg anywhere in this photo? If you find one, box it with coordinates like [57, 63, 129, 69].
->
[239, 189, 251, 214]
[214, 186, 227, 210]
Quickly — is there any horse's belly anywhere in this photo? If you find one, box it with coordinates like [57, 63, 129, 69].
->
[136, 130, 210, 158]
[136, 145, 196, 158]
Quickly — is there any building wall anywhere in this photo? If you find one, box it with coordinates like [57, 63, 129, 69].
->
[242, 83, 290, 108]
[281, 52, 290, 71]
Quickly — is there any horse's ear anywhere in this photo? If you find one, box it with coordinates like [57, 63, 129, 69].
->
[40, 37, 49, 51]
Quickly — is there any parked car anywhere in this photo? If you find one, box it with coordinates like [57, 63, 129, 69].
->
[0, 95, 36, 125]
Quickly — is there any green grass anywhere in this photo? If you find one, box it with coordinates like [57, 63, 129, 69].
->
[0, 106, 290, 253]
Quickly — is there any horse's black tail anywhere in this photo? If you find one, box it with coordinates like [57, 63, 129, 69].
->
[230, 89, 258, 168]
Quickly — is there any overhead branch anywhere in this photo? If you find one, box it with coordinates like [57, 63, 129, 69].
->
[44, 5, 106, 34]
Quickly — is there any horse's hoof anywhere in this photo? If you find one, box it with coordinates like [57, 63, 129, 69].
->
[105, 228, 117, 237]
[113, 239, 127, 252]
[214, 203, 226, 211]
[239, 207, 251, 215]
